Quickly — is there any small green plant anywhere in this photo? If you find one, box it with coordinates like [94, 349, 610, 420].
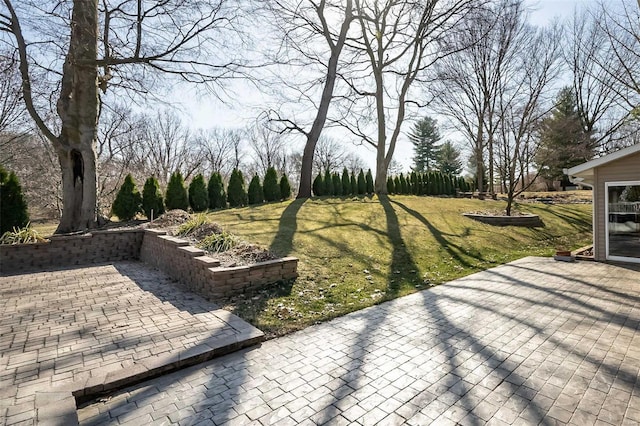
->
[0, 224, 47, 244]
[198, 231, 237, 253]
[166, 171, 189, 210]
[176, 214, 209, 236]
[111, 174, 142, 221]
[188, 174, 209, 212]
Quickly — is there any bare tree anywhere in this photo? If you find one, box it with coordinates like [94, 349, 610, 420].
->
[133, 110, 204, 187]
[567, 6, 633, 151]
[595, 0, 640, 107]
[433, 0, 525, 195]
[245, 122, 287, 176]
[341, 0, 481, 194]
[263, 0, 356, 198]
[312, 136, 363, 174]
[1, 0, 243, 233]
[196, 127, 241, 178]
[494, 24, 562, 215]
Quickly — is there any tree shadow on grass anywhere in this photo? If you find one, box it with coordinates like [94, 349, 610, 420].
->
[390, 198, 485, 268]
[268, 198, 306, 257]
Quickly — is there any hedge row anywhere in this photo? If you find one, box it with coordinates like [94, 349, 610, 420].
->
[111, 168, 292, 221]
[387, 171, 470, 196]
[313, 168, 374, 197]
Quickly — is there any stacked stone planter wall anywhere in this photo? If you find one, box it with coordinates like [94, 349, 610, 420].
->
[0, 228, 298, 299]
[0, 229, 143, 274]
[463, 213, 544, 227]
[139, 229, 298, 298]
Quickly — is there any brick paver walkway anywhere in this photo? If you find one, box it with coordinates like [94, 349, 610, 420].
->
[78, 257, 640, 425]
[0, 262, 261, 425]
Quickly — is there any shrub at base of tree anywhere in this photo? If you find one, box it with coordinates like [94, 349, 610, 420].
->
[0, 166, 29, 234]
[263, 167, 281, 202]
[142, 176, 165, 220]
[280, 174, 292, 200]
[227, 169, 248, 207]
[112, 174, 142, 221]
[248, 174, 264, 205]
[166, 171, 189, 211]
[208, 172, 226, 209]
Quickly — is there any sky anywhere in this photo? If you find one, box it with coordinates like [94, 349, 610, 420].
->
[181, 0, 602, 173]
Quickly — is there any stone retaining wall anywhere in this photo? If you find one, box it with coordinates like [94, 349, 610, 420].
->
[140, 229, 298, 298]
[462, 213, 544, 227]
[0, 229, 143, 274]
[0, 228, 298, 299]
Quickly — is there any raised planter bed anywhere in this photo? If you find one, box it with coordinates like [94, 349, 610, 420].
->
[462, 213, 544, 227]
[1, 228, 299, 300]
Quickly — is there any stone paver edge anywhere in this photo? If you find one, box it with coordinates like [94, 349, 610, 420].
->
[35, 326, 264, 425]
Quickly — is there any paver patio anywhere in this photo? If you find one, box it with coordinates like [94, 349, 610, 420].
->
[0, 261, 263, 425]
[77, 257, 640, 425]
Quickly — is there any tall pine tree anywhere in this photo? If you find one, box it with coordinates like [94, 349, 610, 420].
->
[408, 116, 441, 173]
[535, 87, 595, 190]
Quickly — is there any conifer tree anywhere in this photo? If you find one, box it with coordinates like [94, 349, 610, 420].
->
[227, 169, 248, 207]
[357, 170, 366, 195]
[142, 176, 165, 220]
[350, 174, 357, 195]
[263, 167, 281, 202]
[248, 174, 264, 205]
[0, 167, 29, 234]
[112, 174, 142, 221]
[313, 173, 324, 196]
[394, 176, 401, 195]
[188, 174, 209, 212]
[387, 176, 395, 194]
[165, 171, 189, 210]
[341, 168, 351, 196]
[409, 116, 442, 172]
[324, 169, 334, 196]
[332, 173, 342, 196]
[365, 169, 374, 194]
[280, 174, 292, 200]
[207, 172, 226, 209]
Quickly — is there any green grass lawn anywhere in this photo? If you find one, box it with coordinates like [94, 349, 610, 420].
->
[203, 195, 592, 337]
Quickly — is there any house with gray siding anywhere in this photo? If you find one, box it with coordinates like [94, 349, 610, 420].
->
[565, 144, 640, 263]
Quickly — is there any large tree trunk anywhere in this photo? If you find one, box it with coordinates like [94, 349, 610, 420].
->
[54, 0, 100, 233]
[297, 0, 353, 199]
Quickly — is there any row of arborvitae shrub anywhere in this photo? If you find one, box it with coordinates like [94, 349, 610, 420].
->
[313, 168, 375, 197]
[111, 167, 292, 221]
[0, 166, 29, 235]
[387, 171, 470, 196]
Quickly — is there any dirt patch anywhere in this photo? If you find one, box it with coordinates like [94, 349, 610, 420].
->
[144, 209, 191, 228]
